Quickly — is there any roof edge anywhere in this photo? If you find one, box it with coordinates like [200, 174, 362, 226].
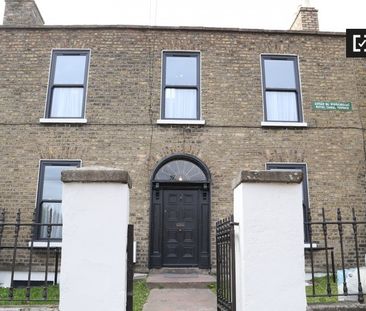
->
[0, 24, 346, 36]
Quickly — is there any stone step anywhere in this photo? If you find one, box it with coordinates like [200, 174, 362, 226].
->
[146, 270, 216, 289]
[149, 267, 211, 275]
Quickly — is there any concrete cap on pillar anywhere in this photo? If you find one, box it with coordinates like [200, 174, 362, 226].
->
[61, 166, 132, 188]
[232, 170, 303, 189]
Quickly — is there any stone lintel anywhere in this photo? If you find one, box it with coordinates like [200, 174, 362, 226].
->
[232, 170, 303, 189]
[62, 167, 132, 188]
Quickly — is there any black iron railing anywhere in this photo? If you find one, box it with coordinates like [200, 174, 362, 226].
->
[126, 224, 134, 311]
[216, 215, 238, 311]
[306, 208, 366, 303]
[0, 209, 61, 303]
[0, 209, 135, 308]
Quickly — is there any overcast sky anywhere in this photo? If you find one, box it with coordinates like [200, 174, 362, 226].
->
[0, 0, 365, 31]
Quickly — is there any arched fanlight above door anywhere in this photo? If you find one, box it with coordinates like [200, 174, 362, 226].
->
[154, 159, 207, 182]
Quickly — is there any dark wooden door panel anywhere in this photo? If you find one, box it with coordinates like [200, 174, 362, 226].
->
[163, 189, 198, 266]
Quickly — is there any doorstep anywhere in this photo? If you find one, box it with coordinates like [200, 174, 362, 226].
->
[146, 268, 215, 289]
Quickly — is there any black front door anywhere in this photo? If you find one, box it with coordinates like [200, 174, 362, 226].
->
[162, 189, 199, 266]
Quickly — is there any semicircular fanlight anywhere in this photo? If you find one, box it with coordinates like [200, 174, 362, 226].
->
[154, 159, 207, 182]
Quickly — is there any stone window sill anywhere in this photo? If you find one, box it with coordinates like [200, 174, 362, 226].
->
[28, 241, 62, 248]
[157, 119, 205, 125]
[261, 121, 308, 128]
[304, 243, 318, 249]
[39, 118, 87, 124]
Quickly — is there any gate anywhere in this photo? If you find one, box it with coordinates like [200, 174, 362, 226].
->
[216, 215, 237, 311]
[126, 224, 134, 311]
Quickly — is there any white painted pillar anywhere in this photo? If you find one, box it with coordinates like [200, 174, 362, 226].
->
[233, 170, 306, 311]
[59, 167, 131, 311]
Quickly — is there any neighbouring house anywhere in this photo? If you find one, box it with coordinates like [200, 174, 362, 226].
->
[0, 0, 366, 278]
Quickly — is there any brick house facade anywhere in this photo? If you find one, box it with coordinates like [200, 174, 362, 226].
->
[1, 0, 366, 272]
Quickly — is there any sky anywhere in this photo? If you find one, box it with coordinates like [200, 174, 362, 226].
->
[0, 0, 365, 31]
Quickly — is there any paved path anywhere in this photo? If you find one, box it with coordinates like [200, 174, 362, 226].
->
[147, 272, 215, 288]
[143, 288, 216, 311]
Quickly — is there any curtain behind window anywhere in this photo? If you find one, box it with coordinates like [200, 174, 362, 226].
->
[165, 89, 197, 119]
[265, 91, 298, 121]
[50, 88, 84, 118]
[40, 202, 62, 239]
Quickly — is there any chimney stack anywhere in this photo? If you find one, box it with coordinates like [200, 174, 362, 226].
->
[3, 0, 44, 26]
[290, 1, 319, 31]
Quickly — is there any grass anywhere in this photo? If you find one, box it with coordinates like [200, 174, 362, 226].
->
[306, 275, 338, 304]
[133, 280, 150, 311]
[208, 283, 217, 294]
[0, 280, 150, 310]
[0, 285, 59, 305]
[0, 277, 337, 307]
[210, 276, 338, 304]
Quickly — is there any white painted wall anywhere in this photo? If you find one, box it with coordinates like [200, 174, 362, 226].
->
[234, 182, 306, 311]
[59, 182, 129, 311]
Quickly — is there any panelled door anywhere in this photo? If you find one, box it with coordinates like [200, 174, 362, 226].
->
[149, 154, 211, 269]
[162, 189, 199, 266]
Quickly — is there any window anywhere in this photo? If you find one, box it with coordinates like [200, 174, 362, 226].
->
[161, 52, 200, 120]
[36, 160, 81, 240]
[261, 55, 302, 122]
[45, 50, 90, 119]
[266, 163, 310, 242]
[154, 159, 207, 182]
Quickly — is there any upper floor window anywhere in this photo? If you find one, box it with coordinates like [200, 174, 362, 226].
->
[261, 55, 303, 122]
[45, 50, 90, 119]
[161, 52, 200, 120]
[36, 160, 81, 240]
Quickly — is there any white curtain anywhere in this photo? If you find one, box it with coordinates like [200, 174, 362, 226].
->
[40, 203, 62, 239]
[50, 88, 83, 118]
[165, 89, 197, 119]
[266, 91, 298, 121]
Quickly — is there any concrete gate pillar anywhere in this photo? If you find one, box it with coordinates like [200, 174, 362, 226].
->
[59, 167, 131, 311]
[233, 170, 306, 311]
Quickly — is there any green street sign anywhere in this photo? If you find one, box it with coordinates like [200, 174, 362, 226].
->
[312, 101, 352, 111]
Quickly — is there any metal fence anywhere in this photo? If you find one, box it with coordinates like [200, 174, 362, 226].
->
[217, 209, 366, 308]
[0, 209, 135, 309]
[216, 215, 237, 311]
[306, 208, 366, 303]
[0, 209, 61, 303]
